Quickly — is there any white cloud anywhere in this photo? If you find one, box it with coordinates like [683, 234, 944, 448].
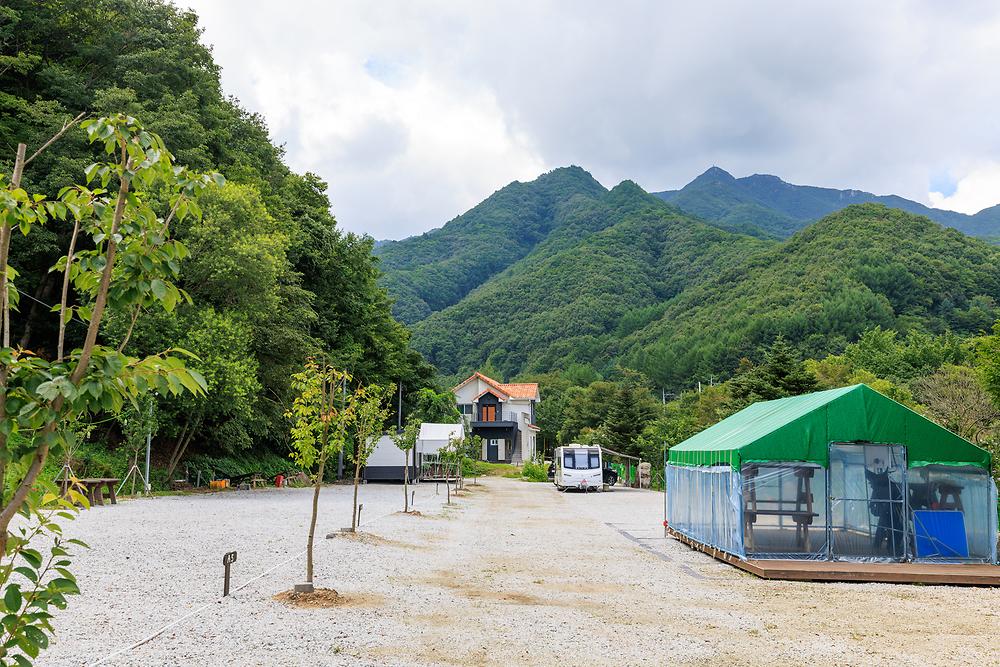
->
[181, 1, 1000, 238]
[929, 163, 1000, 214]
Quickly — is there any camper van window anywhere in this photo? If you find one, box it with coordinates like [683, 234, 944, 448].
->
[563, 449, 600, 470]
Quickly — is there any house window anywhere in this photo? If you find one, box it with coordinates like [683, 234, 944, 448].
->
[482, 405, 496, 422]
[459, 403, 473, 415]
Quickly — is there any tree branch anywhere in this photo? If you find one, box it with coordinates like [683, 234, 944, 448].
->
[23, 112, 87, 168]
[116, 304, 142, 353]
[69, 143, 130, 385]
[56, 219, 81, 362]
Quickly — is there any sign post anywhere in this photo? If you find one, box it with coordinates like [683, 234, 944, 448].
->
[222, 551, 237, 596]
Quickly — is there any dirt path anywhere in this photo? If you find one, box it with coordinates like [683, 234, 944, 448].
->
[43, 477, 1000, 666]
[359, 478, 1000, 667]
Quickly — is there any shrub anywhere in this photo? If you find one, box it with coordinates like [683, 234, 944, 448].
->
[521, 461, 548, 482]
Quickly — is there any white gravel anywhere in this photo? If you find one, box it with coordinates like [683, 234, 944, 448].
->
[37, 477, 1000, 666]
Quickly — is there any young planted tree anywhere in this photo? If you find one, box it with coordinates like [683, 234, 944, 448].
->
[390, 416, 419, 513]
[349, 384, 393, 531]
[286, 361, 353, 594]
[0, 114, 214, 663]
[443, 434, 463, 505]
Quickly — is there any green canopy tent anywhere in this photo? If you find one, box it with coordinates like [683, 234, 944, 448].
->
[670, 384, 991, 470]
[666, 384, 997, 563]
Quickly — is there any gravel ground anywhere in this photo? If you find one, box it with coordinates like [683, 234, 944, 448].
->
[38, 477, 1000, 666]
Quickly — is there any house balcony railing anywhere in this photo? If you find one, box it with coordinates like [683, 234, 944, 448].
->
[470, 419, 518, 431]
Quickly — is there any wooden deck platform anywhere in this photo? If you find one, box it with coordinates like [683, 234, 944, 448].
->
[667, 526, 1000, 586]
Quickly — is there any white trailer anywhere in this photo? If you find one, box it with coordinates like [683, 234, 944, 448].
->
[553, 445, 603, 491]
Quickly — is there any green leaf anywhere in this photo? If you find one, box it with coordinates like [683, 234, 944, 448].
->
[49, 578, 79, 595]
[18, 633, 39, 658]
[150, 279, 167, 299]
[4, 585, 21, 612]
[13, 567, 36, 583]
[23, 625, 48, 649]
[20, 549, 42, 569]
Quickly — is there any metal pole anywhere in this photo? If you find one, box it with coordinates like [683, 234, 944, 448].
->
[663, 443, 669, 538]
[143, 401, 152, 493]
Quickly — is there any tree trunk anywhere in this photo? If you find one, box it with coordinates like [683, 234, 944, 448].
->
[403, 449, 409, 513]
[351, 450, 362, 531]
[445, 458, 451, 505]
[165, 417, 199, 482]
[305, 453, 326, 586]
[0, 144, 26, 547]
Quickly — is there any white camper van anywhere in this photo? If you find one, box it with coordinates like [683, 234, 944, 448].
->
[553, 445, 603, 491]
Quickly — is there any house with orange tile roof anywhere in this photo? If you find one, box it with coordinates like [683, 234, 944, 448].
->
[452, 372, 541, 464]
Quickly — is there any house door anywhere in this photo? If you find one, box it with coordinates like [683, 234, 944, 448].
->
[487, 441, 499, 463]
[827, 443, 908, 561]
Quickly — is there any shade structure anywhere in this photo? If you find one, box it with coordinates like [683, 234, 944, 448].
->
[666, 384, 998, 565]
[668, 384, 991, 470]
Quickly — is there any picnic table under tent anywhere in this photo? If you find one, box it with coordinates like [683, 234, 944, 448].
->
[665, 384, 1000, 583]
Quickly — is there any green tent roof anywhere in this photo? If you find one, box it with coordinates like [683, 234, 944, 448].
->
[668, 384, 991, 470]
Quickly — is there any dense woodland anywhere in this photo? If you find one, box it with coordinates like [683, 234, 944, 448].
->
[0, 0, 434, 481]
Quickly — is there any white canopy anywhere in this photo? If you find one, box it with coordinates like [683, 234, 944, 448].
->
[418, 422, 464, 443]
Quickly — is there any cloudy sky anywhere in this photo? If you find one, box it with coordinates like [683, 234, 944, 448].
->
[183, 1, 1000, 240]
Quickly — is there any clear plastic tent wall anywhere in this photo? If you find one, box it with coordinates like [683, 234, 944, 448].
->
[669, 454, 998, 564]
[742, 463, 829, 560]
[907, 465, 997, 563]
[666, 464, 744, 559]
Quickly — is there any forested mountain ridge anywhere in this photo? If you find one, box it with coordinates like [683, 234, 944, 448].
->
[620, 204, 1000, 389]
[655, 166, 1000, 241]
[403, 196, 1000, 390]
[410, 183, 772, 377]
[374, 166, 608, 323]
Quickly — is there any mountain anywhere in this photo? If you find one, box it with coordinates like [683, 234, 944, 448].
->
[409, 182, 769, 377]
[655, 167, 1000, 241]
[374, 166, 608, 323]
[378, 167, 1000, 388]
[618, 204, 1000, 388]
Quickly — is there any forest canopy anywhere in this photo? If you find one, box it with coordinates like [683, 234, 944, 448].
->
[0, 0, 434, 471]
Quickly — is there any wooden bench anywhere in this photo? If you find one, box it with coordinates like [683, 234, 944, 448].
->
[744, 465, 818, 551]
[62, 478, 120, 506]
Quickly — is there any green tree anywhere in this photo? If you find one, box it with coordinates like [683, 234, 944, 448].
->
[286, 361, 353, 594]
[411, 387, 460, 423]
[0, 114, 213, 663]
[600, 371, 659, 455]
[729, 337, 818, 408]
[977, 321, 1000, 409]
[913, 364, 998, 444]
[349, 383, 393, 532]
[391, 416, 419, 513]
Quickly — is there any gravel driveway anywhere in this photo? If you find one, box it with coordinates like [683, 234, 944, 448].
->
[38, 477, 1000, 666]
